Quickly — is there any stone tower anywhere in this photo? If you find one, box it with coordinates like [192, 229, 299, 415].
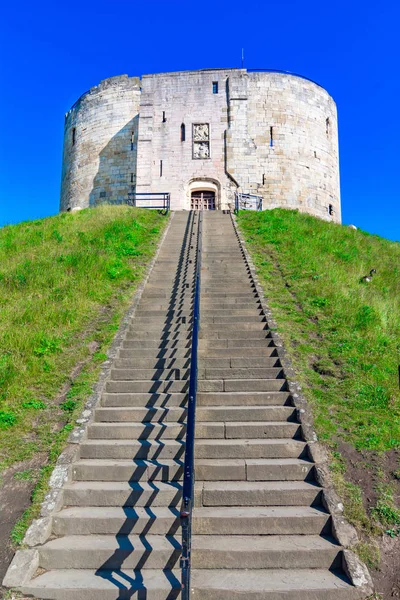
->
[60, 68, 341, 222]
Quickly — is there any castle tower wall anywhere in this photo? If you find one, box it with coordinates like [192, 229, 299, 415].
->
[135, 69, 238, 210]
[226, 71, 340, 221]
[60, 68, 341, 222]
[60, 75, 141, 211]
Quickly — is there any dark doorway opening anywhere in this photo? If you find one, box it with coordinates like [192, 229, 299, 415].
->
[191, 190, 216, 210]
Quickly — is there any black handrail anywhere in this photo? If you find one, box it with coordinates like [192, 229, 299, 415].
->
[180, 210, 203, 599]
[127, 192, 171, 213]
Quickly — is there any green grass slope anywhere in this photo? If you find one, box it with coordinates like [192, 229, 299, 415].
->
[238, 209, 400, 555]
[0, 205, 166, 478]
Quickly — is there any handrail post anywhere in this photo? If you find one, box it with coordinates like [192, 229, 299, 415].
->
[180, 210, 202, 600]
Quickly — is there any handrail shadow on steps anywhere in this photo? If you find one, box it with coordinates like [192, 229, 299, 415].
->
[180, 210, 203, 599]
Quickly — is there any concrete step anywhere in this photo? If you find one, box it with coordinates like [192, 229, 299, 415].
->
[199, 357, 280, 368]
[87, 422, 187, 440]
[125, 331, 191, 341]
[62, 481, 184, 507]
[200, 367, 283, 379]
[198, 379, 287, 393]
[191, 534, 341, 569]
[106, 380, 189, 393]
[196, 406, 295, 421]
[121, 339, 190, 349]
[202, 315, 266, 323]
[222, 421, 301, 439]
[109, 367, 188, 382]
[80, 439, 185, 460]
[118, 348, 191, 358]
[201, 322, 267, 331]
[197, 391, 291, 406]
[22, 569, 181, 600]
[200, 482, 322, 509]
[95, 406, 187, 422]
[200, 331, 271, 340]
[73, 459, 184, 482]
[196, 458, 314, 482]
[53, 506, 180, 536]
[199, 348, 277, 358]
[199, 339, 274, 348]
[39, 534, 182, 570]
[101, 392, 187, 407]
[195, 438, 306, 459]
[113, 358, 190, 369]
[190, 569, 361, 600]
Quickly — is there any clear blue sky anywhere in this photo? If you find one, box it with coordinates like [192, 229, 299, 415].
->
[0, 0, 399, 241]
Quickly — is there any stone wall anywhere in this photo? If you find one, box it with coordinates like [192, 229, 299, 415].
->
[60, 69, 341, 222]
[60, 75, 140, 211]
[226, 71, 340, 222]
[135, 69, 238, 210]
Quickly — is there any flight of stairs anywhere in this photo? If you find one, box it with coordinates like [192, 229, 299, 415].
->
[189, 212, 362, 599]
[16, 211, 364, 599]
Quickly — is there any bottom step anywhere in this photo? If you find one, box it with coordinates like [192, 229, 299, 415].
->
[191, 569, 362, 600]
[22, 569, 181, 600]
[22, 568, 361, 600]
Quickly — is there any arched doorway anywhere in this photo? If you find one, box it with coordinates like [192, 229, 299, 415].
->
[186, 178, 220, 210]
[191, 190, 216, 210]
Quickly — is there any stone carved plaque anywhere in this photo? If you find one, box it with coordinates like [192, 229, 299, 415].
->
[193, 123, 210, 159]
[193, 124, 209, 141]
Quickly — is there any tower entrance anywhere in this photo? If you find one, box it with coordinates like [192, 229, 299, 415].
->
[191, 190, 216, 210]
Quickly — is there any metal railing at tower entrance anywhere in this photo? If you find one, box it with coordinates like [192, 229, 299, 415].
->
[127, 192, 171, 213]
[234, 192, 263, 212]
[180, 210, 203, 600]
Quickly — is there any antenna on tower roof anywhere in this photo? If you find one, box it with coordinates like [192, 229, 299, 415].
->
[241, 48, 245, 69]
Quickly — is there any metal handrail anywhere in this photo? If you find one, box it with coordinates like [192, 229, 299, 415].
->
[235, 192, 263, 212]
[127, 192, 171, 213]
[180, 210, 203, 599]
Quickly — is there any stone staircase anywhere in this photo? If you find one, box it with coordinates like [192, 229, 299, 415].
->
[11, 211, 365, 599]
[189, 212, 363, 598]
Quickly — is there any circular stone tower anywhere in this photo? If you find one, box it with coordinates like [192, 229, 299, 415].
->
[60, 68, 341, 222]
[60, 75, 141, 212]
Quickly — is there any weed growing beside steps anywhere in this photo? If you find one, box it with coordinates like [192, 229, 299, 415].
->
[237, 208, 400, 592]
[0, 206, 167, 546]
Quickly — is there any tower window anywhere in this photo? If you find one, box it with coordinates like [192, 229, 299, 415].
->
[130, 173, 134, 183]
[72, 128, 76, 146]
[160, 160, 163, 177]
[212, 81, 219, 94]
[181, 123, 186, 142]
[328, 204, 334, 216]
[270, 126, 274, 147]
[162, 111, 166, 123]
[326, 117, 330, 136]
[131, 131, 135, 151]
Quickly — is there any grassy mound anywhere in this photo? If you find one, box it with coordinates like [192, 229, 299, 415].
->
[237, 209, 400, 552]
[0, 205, 166, 471]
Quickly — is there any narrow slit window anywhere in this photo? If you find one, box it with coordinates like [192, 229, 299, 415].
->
[72, 128, 76, 146]
[131, 131, 135, 151]
[130, 173, 134, 183]
[212, 81, 218, 94]
[328, 204, 334, 216]
[162, 111, 166, 123]
[262, 174, 265, 185]
[326, 117, 330, 136]
[160, 160, 163, 177]
[181, 123, 186, 142]
[270, 126, 274, 147]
